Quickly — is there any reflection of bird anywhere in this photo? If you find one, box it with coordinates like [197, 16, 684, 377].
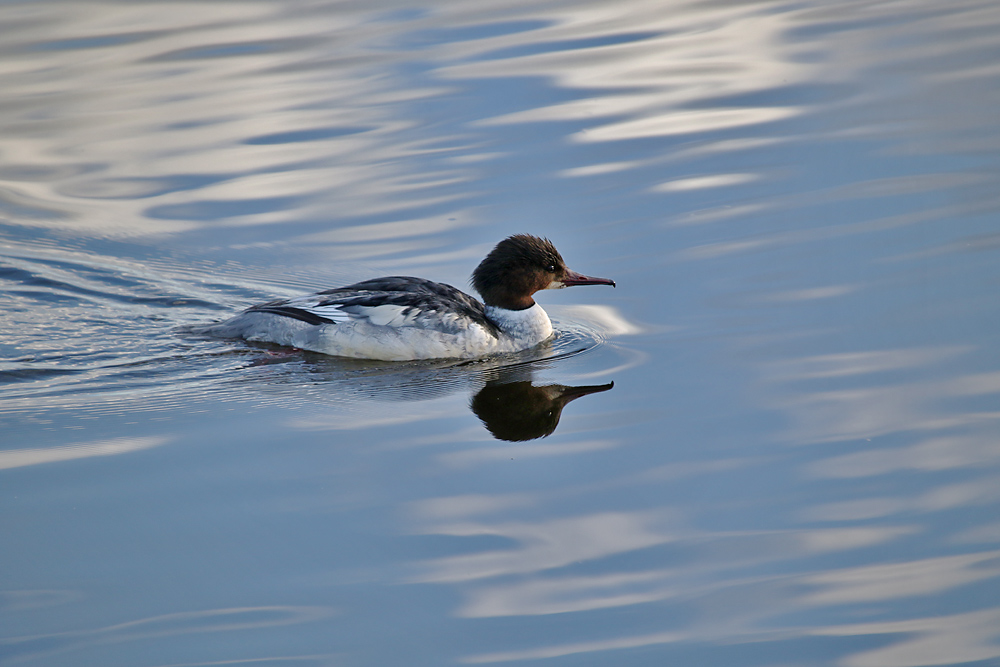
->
[471, 381, 614, 442]
[198, 235, 614, 360]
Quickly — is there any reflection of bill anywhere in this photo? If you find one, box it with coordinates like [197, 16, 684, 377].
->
[471, 380, 614, 442]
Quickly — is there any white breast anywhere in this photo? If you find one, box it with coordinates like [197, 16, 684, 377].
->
[484, 303, 553, 347]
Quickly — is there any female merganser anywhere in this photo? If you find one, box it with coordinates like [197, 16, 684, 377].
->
[200, 234, 615, 361]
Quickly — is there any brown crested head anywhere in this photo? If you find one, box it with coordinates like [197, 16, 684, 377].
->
[472, 235, 565, 310]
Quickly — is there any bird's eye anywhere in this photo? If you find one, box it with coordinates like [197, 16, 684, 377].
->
[546, 264, 557, 272]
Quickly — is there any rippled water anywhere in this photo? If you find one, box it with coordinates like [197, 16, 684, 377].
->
[3, 0, 1000, 665]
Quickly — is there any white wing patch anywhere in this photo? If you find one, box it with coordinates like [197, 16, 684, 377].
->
[352, 304, 417, 327]
[297, 302, 352, 323]
[277, 298, 428, 328]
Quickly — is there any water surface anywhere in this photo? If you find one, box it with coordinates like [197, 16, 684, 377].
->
[3, 0, 1000, 665]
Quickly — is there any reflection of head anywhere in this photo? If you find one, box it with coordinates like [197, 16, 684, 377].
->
[471, 381, 614, 442]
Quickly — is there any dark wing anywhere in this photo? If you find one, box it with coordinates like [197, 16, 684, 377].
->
[245, 277, 499, 336]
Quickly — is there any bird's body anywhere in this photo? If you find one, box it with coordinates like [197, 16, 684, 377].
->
[199, 235, 614, 361]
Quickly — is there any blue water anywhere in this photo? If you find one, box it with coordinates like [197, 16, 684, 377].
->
[3, 0, 1000, 665]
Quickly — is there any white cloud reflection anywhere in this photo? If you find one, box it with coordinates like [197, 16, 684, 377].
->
[552, 304, 645, 336]
[763, 347, 1000, 447]
[0, 0, 471, 242]
[813, 608, 1000, 667]
[654, 173, 760, 192]
[802, 551, 1000, 605]
[767, 347, 969, 380]
[410, 511, 676, 583]
[448, 2, 813, 145]
[0, 604, 336, 665]
[810, 434, 1000, 478]
[0, 436, 168, 470]
[462, 630, 684, 664]
[457, 569, 679, 618]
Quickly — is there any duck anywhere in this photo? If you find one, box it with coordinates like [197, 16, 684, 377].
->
[200, 234, 614, 361]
